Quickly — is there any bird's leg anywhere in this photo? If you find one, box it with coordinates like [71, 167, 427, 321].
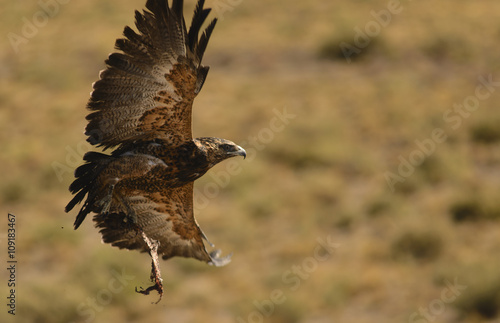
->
[111, 189, 139, 225]
[99, 184, 115, 214]
[121, 201, 139, 225]
[98, 180, 138, 225]
[135, 230, 164, 304]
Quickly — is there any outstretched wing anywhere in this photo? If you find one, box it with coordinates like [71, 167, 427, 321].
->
[93, 182, 231, 266]
[86, 0, 217, 149]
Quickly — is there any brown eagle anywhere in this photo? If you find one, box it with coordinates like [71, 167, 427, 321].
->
[65, 0, 246, 302]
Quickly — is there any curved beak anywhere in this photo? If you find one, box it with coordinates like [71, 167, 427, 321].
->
[230, 145, 247, 159]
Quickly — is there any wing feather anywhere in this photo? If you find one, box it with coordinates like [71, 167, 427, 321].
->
[94, 183, 219, 263]
[86, 0, 217, 150]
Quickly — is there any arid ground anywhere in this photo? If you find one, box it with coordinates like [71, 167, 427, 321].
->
[2, 0, 500, 322]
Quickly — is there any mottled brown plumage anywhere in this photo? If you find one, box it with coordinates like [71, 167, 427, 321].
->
[65, 0, 245, 302]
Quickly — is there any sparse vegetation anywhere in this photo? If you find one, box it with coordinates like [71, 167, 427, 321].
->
[2, 0, 500, 322]
[450, 265, 500, 319]
[471, 119, 500, 144]
[391, 230, 443, 262]
[422, 35, 473, 63]
[450, 199, 484, 223]
[450, 194, 500, 223]
[317, 35, 385, 63]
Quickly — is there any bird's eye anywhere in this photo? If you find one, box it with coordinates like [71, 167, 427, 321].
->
[220, 144, 231, 150]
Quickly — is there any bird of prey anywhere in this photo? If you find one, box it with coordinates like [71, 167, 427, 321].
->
[65, 0, 246, 303]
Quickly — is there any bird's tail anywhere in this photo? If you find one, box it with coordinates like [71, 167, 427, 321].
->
[65, 151, 114, 229]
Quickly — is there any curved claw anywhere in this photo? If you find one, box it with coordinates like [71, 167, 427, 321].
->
[208, 249, 232, 267]
[135, 230, 164, 304]
[135, 283, 163, 304]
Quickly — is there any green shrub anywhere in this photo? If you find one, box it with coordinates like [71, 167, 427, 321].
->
[471, 120, 500, 144]
[391, 230, 443, 262]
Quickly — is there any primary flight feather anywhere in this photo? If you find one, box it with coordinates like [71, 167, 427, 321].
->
[65, 0, 246, 302]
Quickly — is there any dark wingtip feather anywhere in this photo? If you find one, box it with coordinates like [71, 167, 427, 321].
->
[66, 151, 113, 229]
[197, 18, 217, 62]
[73, 208, 89, 230]
[171, 0, 183, 19]
[65, 189, 86, 213]
[188, 0, 210, 53]
[195, 66, 209, 94]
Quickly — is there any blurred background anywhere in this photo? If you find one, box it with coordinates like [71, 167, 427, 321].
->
[2, 0, 500, 322]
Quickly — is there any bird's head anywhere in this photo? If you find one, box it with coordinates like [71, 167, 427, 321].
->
[195, 137, 246, 166]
